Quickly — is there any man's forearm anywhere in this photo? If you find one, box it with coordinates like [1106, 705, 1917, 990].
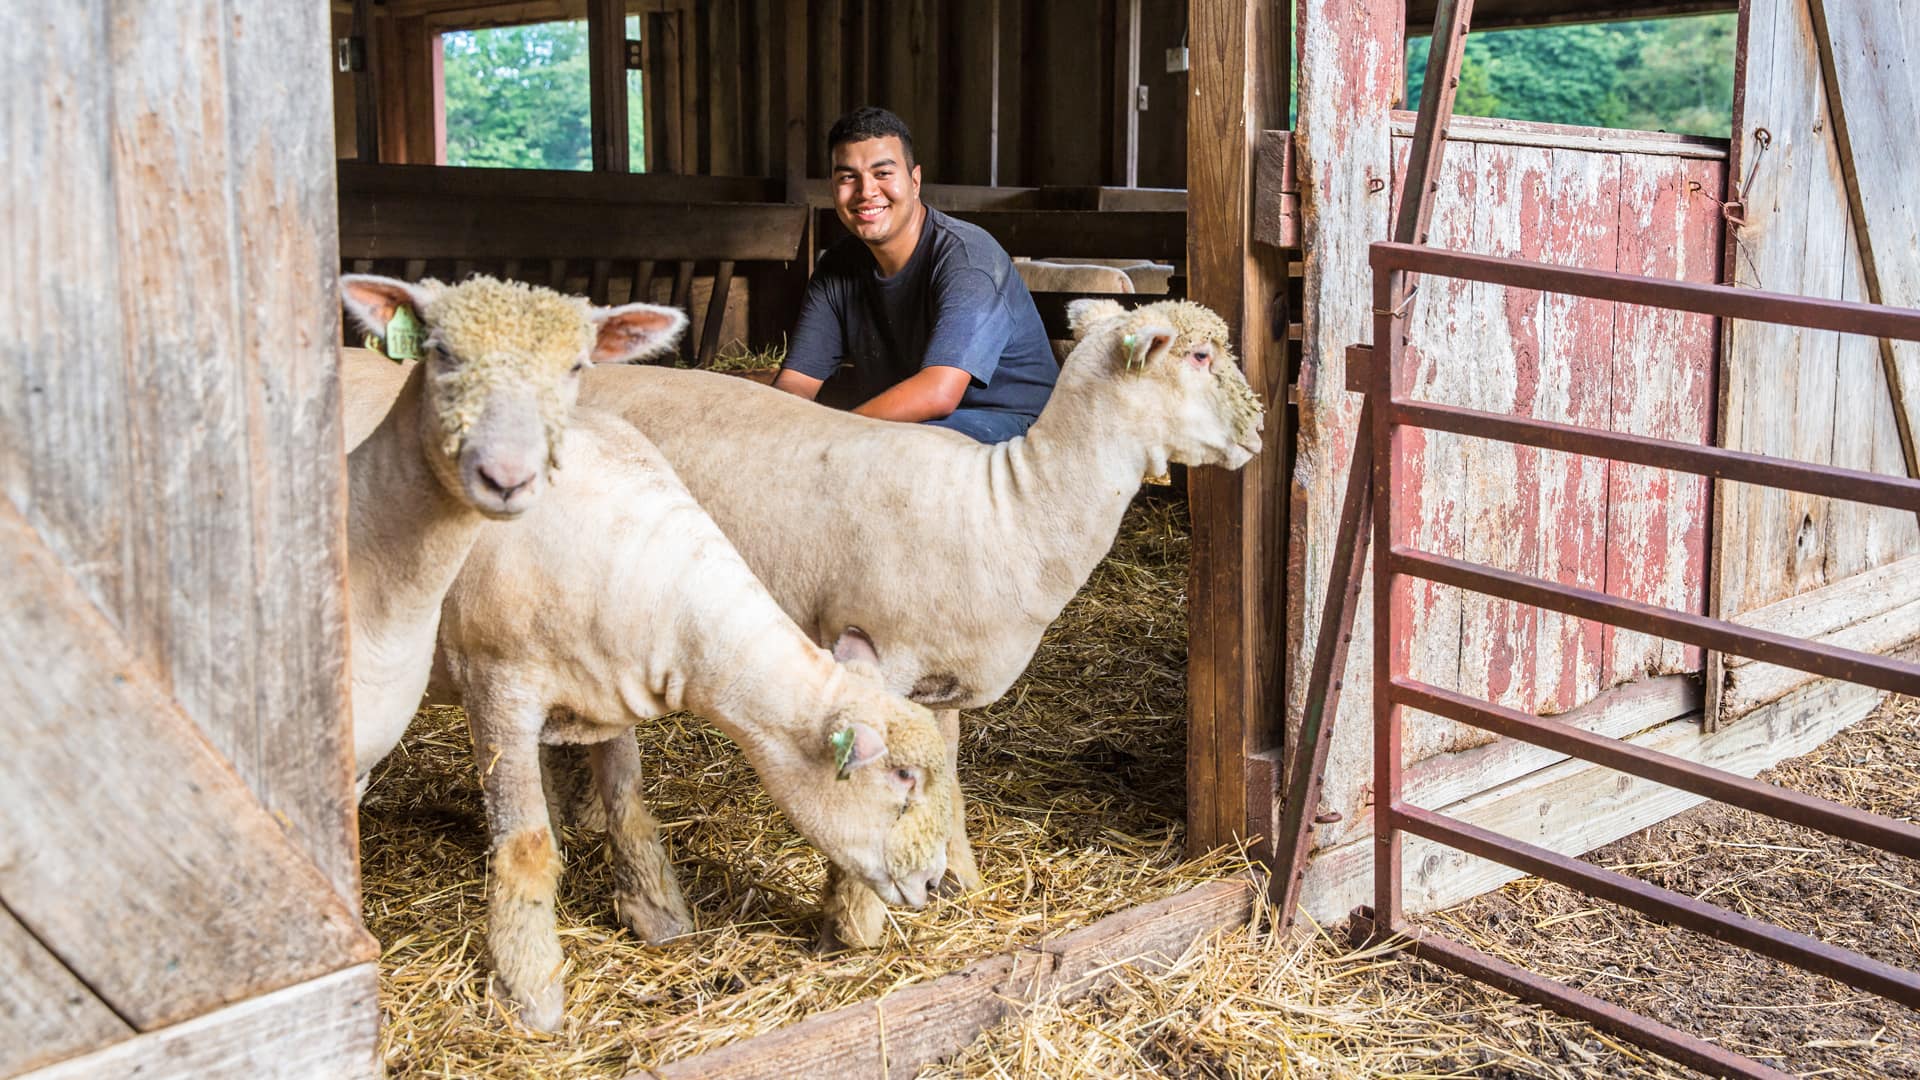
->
[853, 365, 970, 422]
[772, 368, 824, 399]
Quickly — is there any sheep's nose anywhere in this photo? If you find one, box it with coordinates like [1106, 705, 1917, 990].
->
[476, 462, 534, 500]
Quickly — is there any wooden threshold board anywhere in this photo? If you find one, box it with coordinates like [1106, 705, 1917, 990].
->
[634, 879, 1255, 1080]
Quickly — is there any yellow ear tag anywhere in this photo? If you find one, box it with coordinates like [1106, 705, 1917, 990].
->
[383, 306, 422, 361]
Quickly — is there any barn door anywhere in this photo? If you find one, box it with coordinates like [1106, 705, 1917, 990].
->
[1708, 0, 1920, 728]
[2, 4, 380, 1077]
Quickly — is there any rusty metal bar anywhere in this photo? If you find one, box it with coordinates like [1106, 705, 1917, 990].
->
[1352, 909, 1796, 1080]
[1274, 399, 1374, 921]
[1371, 254, 1405, 933]
[1393, 400, 1920, 513]
[1390, 547, 1920, 697]
[1390, 804, 1920, 1008]
[1372, 242, 1920, 342]
[1390, 678, 1920, 858]
[1393, 0, 1475, 248]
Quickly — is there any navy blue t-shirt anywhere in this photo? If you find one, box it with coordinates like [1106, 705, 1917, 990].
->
[782, 206, 1057, 419]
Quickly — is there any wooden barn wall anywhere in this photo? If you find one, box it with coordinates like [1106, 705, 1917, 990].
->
[1292, 0, 1732, 856]
[341, 0, 1190, 190]
[2, 3, 359, 903]
[1708, 0, 1920, 725]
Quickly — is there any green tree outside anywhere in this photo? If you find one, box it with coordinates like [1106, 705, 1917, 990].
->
[441, 18, 646, 171]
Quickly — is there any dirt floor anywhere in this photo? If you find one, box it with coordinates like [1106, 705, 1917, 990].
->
[359, 490, 1917, 1078]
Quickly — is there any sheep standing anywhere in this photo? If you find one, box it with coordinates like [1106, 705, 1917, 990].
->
[574, 298, 1265, 946]
[417, 405, 957, 1031]
[337, 275, 685, 791]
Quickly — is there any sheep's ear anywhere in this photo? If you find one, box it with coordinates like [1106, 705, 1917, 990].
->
[591, 302, 689, 364]
[339, 274, 436, 339]
[1066, 298, 1127, 340]
[830, 626, 884, 679]
[829, 722, 888, 780]
[1122, 323, 1177, 372]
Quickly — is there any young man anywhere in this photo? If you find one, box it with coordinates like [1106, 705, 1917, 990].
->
[772, 107, 1057, 443]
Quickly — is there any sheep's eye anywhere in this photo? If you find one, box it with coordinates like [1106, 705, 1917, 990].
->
[895, 767, 913, 783]
[571, 360, 589, 374]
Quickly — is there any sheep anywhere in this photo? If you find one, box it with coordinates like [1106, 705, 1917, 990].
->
[1013, 259, 1137, 295]
[572, 297, 1265, 946]
[1034, 257, 1176, 295]
[336, 274, 686, 792]
[418, 404, 958, 1031]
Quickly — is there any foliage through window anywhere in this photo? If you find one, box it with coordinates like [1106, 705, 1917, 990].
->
[441, 18, 646, 171]
[1406, 14, 1737, 139]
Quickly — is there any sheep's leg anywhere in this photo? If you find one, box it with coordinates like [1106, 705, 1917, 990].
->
[540, 742, 607, 833]
[818, 862, 889, 951]
[936, 708, 981, 894]
[471, 698, 568, 1033]
[588, 731, 692, 943]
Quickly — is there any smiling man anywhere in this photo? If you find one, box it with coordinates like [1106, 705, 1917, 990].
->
[772, 106, 1057, 443]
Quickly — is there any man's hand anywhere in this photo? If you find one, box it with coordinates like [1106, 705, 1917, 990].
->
[772, 368, 825, 400]
[853, 364, 971, 422]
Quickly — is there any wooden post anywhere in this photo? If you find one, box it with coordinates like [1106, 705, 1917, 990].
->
[1111, 0, 1142, 187]
[350, 0, 379, 161]
[646, 8, 685, 174]
[589, 0, 631, 172]
[783, 0, 809, 198]
[1185, 0, 1289, 860]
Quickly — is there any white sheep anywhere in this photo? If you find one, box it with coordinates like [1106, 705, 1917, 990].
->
[336, 274, 686, 792]
[1013, 259, 1137, 295]
[574, 297, 1265, 946]
[414, 404, 957, 1031]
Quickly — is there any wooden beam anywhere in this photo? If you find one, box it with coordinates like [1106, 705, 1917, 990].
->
[1184, 0, 1289, 862]
[0, 907, 129, 1076]
[351, 0, 380, 159]
[645, 8, 684, 174]
[588, 0, 630, 172]
[781, 0, 808, 194]
[1407, 0, 1732, 30]
[646, 881, 1254, 1080]
[338, 194, 810, 261]
[814, 207, 1185, 259]
[338, 161, 783, 203]
[19, 966, 380, 1080]
[1111, 0, 1142, 187]
[1387, 111, 1729, 159]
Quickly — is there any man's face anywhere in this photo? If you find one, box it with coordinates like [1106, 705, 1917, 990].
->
[831, 136, 922, 247]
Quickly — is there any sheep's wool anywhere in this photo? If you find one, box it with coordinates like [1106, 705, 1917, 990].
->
[420, 277, 597, 461]
[883, 715, 956, 881]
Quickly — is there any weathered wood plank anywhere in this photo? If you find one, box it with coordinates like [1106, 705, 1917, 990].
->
[1604, 152, 1720, 684]
[1806, 0, 1920, 480]
[0, 906, 130, 1077]
[1388, 111, 1730, 159]
[1290, 0, 1399, 858]
[647, 881, 1253, 1080]
[1533, 147, 1619, 714]
[1718, 551, 1920, 715]
[339, 194, 809, 261]
[0, 5, 132, 636]
[19, 965, 381, 1080]
[0, 502, 377, 1031]
[225, 0, 362, 904]
[1300, 673, 1887, 926]
[589, 0, 631, 172]
[1186, 0, 1288, 857]
[338, 162, 782, 205]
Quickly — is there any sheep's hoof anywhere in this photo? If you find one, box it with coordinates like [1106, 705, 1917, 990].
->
[494, 972, 566, 1034]
[615, 889, 693, 945]
[942, 841, 983, 896]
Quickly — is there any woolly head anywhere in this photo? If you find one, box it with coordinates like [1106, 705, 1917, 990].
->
[761, 629, 955, 910]
[340, 274, 687, 519]
[1064, 297, 1266, 473]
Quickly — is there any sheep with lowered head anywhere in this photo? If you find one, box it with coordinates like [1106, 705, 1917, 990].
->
[336, 274, 685, 794]
[576, 297, 1264, 946]
[374, 398, 959, 1031]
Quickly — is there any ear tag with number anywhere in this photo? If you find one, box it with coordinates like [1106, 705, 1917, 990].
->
[830, 727, 856, 781]
[383, 306, 422, 361]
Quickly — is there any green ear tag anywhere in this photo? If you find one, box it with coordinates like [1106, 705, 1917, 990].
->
[384, 306, 422, 361]
[1121, 332, 1140, 369]
[830, 727, 856, 781]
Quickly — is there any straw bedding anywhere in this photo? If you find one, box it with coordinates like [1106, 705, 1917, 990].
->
[360, 363, 1917, 1075]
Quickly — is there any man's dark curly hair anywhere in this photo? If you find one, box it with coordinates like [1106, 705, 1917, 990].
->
[827, 106, 916, 168]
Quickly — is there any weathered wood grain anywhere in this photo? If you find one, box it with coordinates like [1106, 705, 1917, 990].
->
[1388, 112, 1731, 160]
[225, 0, 362, 903]
[647, 881, 1253, 1080]
[1807, 0, 1920, 480]
[18, 964, 381, 1080]
[1718, 552, 1920, 715]
[0, 905, 130, 1077]
[1186, 0, 1289, 857]
[339, 193, 809, 261]
[1301, 674, 1886, 926]
[0, 501, 377, 1031]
